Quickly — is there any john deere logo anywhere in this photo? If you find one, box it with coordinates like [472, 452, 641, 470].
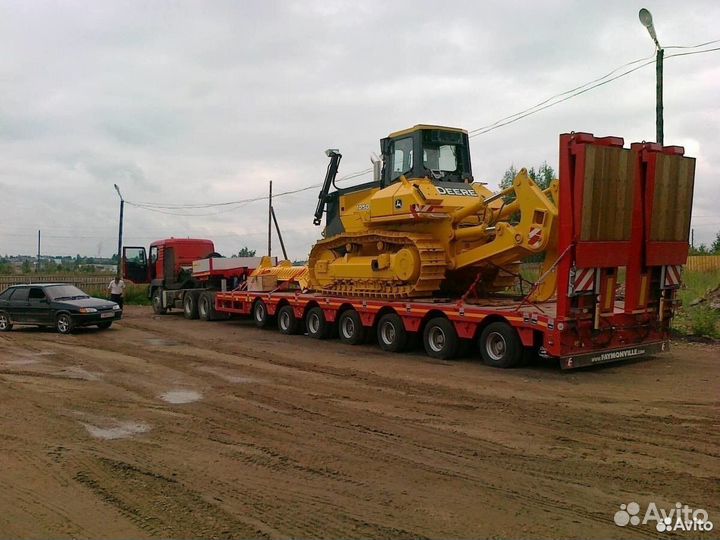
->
[436, 186, 477, 197]
[394, 199, 403, 209]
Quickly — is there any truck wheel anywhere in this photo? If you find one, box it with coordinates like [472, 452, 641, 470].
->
[305, 306, 330, 339]
[183, 293, 199, 320]
[376, 313, 409, 352]
[253, 300, 271, 328]
[277, 305, 300, 335]
[152, 288, 167, 315]
[0, 312, 13, 332]
[478, 322, 522, 368]
[338, 310, 365, 345]
[56, 313, 75, 335]
[198, 292, 213, 321]
[423, 317, 459, 360]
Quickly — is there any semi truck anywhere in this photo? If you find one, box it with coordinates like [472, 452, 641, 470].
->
[132, 129, 695, 370]
[122, 238, 271, 320]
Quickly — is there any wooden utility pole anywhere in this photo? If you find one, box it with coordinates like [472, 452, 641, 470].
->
[267, 181, 273, 257]
[656, 47, 664, 145]
[36, 230, 40, 272]
[114, 184, 124, 276]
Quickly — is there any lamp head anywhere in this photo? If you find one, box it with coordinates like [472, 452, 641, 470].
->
[638, 8, 660, 47]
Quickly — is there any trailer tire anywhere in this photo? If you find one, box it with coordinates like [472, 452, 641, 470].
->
[183, 293, 199, 320]
[376, 313, 409, 352]
[253, 299, 271, 328]
[338, 310, 365, 345]
[306, 307, 330, 339]
[423, 317, 459, 360]
[151, 288, 167, 315]
[198, 292, 216, 321]
[277, 305, 300, 335]
[478, 322, 522, 368]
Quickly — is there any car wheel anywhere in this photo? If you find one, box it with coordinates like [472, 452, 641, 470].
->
[277, 305, 300, 335]
[97, 321, 113, 330]
[478, 322, 523, 368]
[152, 288, 167, 315]
[376, 313, 409, 352]
[183, 293, 199, 320]
[423, 317, 459, 360]
[0, 312, 12, 332]
[56, 313, 75, 335]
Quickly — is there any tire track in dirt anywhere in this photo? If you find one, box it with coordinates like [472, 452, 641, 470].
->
[0, 308, 717, 538]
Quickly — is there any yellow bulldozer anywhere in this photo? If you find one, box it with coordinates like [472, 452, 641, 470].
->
[301, 124, 559, 301]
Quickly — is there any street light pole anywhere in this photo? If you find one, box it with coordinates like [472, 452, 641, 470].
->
[114, 184, 124, 276]
[639, 8, 664, 145]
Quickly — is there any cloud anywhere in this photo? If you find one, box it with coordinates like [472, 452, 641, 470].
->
[0, 0, 718, 258]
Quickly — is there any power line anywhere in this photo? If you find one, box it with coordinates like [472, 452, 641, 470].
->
[127, 168, 372, 211]
[111, 37, 719, 217]
[468, 53, 657, 136]
[468, 44, 720, 138]
[664, 38, 720, 49]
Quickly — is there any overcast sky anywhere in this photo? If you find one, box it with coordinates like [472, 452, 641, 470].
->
[1, 0, 718, 260]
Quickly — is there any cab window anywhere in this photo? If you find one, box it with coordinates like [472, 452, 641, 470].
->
[125, 247, 146, 264]
[391, 137, 413, 180]
[424, 144, 458, 172]
[0, 288, 13, 301]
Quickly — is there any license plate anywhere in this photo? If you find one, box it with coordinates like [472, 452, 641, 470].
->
[101, 312, 114, 319]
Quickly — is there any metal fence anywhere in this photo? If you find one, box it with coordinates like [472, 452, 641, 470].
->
[0, 275, 111, 290]
[687, 256, 720, 272]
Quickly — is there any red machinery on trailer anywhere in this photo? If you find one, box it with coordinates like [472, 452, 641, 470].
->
[212, 133, 694, 369]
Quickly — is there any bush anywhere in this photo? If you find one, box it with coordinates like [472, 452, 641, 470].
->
[124, 284, 151, 305]
[688, 306, 720, 338]
[84, 283, 150, 306]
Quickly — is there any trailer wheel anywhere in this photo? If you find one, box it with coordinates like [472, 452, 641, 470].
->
[376, 313, 409, 352]
[338, 310, 365, 345]
[423, 317, 459, 360]
[183, 293, 199, 320]
[306, 306, 330, 339]
[253, 300, 271, 328]
[151, 288, 167, 315]
[277, 305, 300, 335]
[478, 322, 522, 368]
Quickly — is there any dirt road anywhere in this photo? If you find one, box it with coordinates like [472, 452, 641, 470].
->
[0, 306, 717, 539]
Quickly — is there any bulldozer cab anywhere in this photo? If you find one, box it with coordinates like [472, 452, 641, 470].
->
[380, 125, 473, 186]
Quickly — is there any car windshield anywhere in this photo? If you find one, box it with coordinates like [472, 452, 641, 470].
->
[45, 285, 90, 300]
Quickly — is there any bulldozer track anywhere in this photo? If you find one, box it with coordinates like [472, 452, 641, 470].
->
[308, 231, 447, 299]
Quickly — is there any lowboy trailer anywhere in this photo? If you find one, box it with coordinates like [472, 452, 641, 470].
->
[208, 133, 695, 369]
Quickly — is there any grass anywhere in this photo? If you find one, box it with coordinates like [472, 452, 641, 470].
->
[85, 284, 151, 306]
[519, 263, 720, 338]
[674, 268, 720, 338]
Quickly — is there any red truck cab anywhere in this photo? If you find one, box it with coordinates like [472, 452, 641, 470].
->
[123, 238, 215, 286]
